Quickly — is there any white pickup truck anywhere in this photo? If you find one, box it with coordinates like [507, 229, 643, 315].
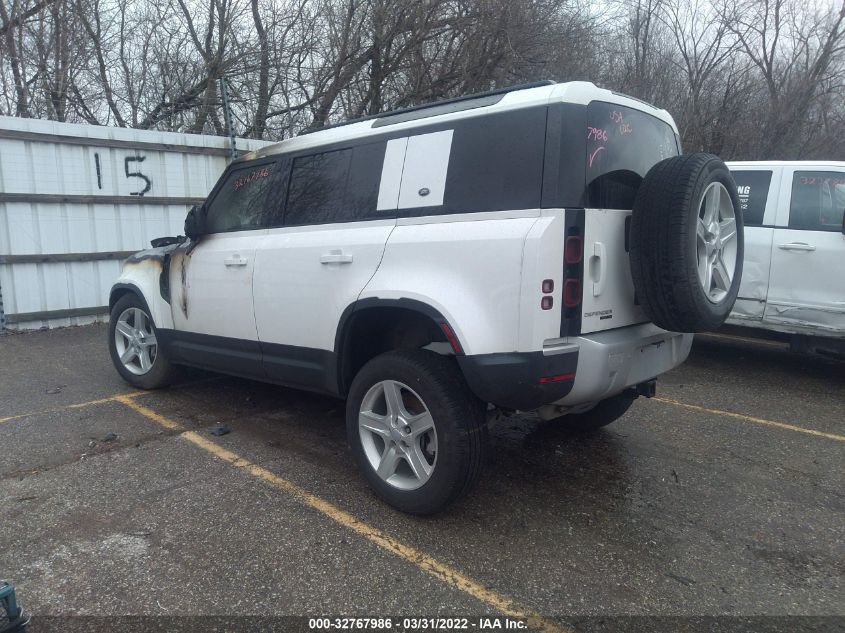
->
[728, 161, 845, 356]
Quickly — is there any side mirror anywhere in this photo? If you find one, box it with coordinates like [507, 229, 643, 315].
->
[184, 204, 206, 240]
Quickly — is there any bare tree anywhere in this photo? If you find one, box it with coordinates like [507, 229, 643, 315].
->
[1, 0, 844, 160]
[725, 0, 845, 158]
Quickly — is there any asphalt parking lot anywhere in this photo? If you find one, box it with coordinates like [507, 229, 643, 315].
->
[1, 324, 843, 632]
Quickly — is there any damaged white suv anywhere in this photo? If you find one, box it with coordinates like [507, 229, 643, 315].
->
[108, 81, 743, 513]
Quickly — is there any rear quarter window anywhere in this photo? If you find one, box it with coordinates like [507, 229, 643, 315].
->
[731, 170, 772, 227]
[442, 108, 546, 213]
[585, 102, 679, 210]
[394, 107, 547, 216]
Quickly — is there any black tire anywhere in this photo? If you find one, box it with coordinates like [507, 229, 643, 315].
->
[551, 394, 635, 433]
[630, 153, 744, 332]
[108, 293, 178, 389]
[346, 350, 487, 515]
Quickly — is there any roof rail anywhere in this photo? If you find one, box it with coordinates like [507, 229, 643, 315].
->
[300, 80, 556, 136]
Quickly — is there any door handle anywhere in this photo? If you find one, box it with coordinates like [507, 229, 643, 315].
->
[223, 255, 248, 267]
[777, 242, 816, 252]
[320, 250, 353, 265]
[590, 242, 606, 297]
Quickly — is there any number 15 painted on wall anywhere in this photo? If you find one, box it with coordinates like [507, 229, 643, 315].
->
[93, 152, 153, 196]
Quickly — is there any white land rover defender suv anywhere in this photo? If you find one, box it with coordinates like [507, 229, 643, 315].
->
[108, 81, 744, 514]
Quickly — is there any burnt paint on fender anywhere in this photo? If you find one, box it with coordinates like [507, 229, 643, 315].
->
[123, 242, 191, 314]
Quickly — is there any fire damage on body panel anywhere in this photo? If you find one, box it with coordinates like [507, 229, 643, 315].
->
[123, 238, 193, 318]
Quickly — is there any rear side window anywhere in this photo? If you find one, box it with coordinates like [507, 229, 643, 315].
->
[731, 170, 772, 227]
[205, 162, 278, 233]
[585, 102, 679, 210]
[394, 107, 547, 215]
[284, 142, 386, 226]
[789, 171, 845, 232]
[442, 108, 546, 213]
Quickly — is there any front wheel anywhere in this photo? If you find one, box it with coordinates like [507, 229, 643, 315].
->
[346, 350, 487, 514]
[108, 293, 178, 389]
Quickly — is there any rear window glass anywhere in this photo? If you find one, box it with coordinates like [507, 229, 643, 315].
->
[585, 102, 679, 210]
[731, 170, 772, 226]
[789, 171, 845, 232]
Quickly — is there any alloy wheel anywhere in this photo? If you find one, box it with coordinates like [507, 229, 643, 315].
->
[358, 380, 438, 491]
[114, 307, 157, 375]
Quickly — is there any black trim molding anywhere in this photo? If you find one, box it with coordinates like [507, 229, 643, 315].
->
[457, 349, 578, 411]
[157, 329, 266, 382]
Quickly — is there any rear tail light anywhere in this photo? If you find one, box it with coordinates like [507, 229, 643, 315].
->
[560, 210, 585, 337]
[565, 236, 583, 264]
[541, 296, 553, 310]
[563, 279, 581, 308]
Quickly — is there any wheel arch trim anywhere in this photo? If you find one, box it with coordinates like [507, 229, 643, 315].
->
[332, 297, 464, 396]
[109, 283, 154, 314]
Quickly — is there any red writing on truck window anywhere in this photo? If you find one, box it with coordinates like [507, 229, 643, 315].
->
[234, 167, 270, 191]
[800, 176, 845, 186]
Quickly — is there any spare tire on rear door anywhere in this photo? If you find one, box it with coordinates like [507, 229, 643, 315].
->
[629, 153, 744, 332]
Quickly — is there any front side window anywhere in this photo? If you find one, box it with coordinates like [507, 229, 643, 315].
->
[789, 171, 845, 232]
[205, 162, 278, 233]
[585, 101, 679, 210]
[731, 170, 772, 227]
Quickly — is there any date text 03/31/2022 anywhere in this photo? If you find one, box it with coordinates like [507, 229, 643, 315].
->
[308, 617, 529, 630]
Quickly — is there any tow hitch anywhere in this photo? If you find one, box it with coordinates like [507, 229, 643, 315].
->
[626, 379, 657, 399]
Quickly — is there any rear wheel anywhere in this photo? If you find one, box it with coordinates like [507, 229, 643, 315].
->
[550, 394, 635, 433]
[108, 293, 178, 389]
[346, 350, 487, 514]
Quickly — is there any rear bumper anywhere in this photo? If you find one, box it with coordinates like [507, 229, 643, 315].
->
[553, 324, 692, 406]
[457, 324, 692, 411]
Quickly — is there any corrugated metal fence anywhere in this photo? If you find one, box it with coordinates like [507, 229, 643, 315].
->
[0, 116, 273, 331]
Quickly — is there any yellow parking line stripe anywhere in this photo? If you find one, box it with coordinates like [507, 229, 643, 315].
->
[0, 377, 222, 426]
[0, 391, 144, 425]
[654, 397, 845, 442]
[114, 394, 183, 430]
[117, 397, 571, 633]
